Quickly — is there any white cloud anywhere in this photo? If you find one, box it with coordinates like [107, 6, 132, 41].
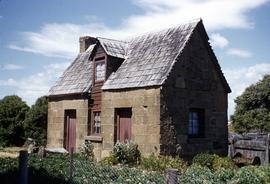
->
[9, 0, 269, 58]
[227, 48, 253, 58]
[0, 62, 69, 105]
[210, 33, 229, 48]
[0, 78, 17, 86]
[0, 64, 24, 70]
[224, 63, 270, 117]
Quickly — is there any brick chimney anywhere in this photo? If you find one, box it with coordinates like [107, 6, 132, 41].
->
[79, 36, 96, 53]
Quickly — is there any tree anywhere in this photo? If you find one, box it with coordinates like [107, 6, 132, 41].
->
[24, 96, 48, 146]
[231, 75, 270, 133]
[0, 95, 29, 146]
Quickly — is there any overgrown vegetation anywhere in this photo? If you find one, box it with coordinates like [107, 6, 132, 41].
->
[192, 153, 236, 171]
[0, 95, 48, 147]
[78, 140, 95, 161]
[140, 154, 187, 173]
[2, 150, 270, 184]
[112, 141, 141, 166]
[2, 153, 270, 184]
[232, 74, 270, 133]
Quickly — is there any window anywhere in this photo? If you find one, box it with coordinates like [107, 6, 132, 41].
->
[93, 112, 101, 134]
[188, 108, 204, 137]
[94, 57, 105, 81]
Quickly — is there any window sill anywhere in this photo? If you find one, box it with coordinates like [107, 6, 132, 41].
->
[85, 135, 103, 143]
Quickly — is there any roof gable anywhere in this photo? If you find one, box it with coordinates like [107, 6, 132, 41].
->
[102, 20, 199, 90]
[97, 37, 128, 59]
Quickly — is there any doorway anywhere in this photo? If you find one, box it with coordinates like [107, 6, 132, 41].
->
[64, 110, 76, 153]
[115, 108, 132, 142]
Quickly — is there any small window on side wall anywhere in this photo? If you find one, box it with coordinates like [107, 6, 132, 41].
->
[188, 108, 205, 138]
[93, 111, 101, 134]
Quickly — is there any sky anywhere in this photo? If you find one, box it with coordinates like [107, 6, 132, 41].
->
[0, 0, 269, 117]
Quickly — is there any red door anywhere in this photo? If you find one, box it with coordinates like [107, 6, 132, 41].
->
[116, 108, 132, 142]
[64, 110, 76, 153]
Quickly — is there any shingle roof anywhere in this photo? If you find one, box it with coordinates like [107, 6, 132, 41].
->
[102, 20, 199, 90]
[98, 37, 128, 59]
[48, 45, 95, 96]
[48, 19, 230, 96]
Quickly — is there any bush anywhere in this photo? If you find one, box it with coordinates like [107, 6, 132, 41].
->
[258, 165, 270, 183]
[230, 166, 266, 184]
[193, 153, 236, 171]
[0, 154, 70, 184]
[212, 156, 237, 171]
[0, 157, 18, 184]
[192, 153, 217, 170]
[113, 141, 141, 166]
[100, 154, 119, 165]
[28, 154, 70, 184]
[214, 168, 236, 183]
[179, 164, 215, 184]
[78, 140, 95, 161]
[141, 154, 187, 173]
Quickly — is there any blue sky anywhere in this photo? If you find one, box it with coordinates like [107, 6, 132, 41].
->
[0, 0, 269, 116]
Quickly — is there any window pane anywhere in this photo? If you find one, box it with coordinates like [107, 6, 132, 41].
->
[93, 112, 101, 134]
[188, 110, 201, 136]
[95, 62, 105, 81]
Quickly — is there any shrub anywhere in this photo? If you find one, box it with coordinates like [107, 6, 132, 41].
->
[0, 157, 18, 184]
[214, 168, 236, 183]
[192, 153, 217, 170]
[230, 166, 266, 184]
[179, 164, 215, 184]
[258, 166, 270, 183]
[78, 140, 95, 161]
[212, 156, 237, 171]
[28, 154, 70, 183]
[141, 154, 187, 173]
[113, 141, 141, 166]
[193, 153, 236, 171]
[100, 154, 119, 165]
[0, 154, 70, 184]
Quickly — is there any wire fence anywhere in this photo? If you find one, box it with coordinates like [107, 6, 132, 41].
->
[69, 155, 167, 184]
[18, 151, 182, 184]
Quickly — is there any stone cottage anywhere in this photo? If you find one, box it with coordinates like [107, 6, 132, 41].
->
[47, 19, 231, 160]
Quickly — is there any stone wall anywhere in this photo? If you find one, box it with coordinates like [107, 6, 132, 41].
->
[99, 88, 161, 159]
[47, 98, 89, 151]
[160, 29, 229, 159]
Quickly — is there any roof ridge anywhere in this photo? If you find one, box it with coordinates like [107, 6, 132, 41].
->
[126, 18, 201, 42]
[97, 37, 128, 44]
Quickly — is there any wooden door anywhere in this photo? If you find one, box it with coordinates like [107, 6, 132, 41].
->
[116, 108, 132, 142]
[64, 110, 76, 153]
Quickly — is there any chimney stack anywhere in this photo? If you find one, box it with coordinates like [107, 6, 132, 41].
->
[79, 36, 96, 53]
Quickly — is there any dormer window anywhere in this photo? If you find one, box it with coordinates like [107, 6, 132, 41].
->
[94, 56, 105, 82]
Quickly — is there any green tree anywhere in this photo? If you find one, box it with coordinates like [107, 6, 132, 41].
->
[24, 96, 48, 146]
[232, 75, 270, 133]
[0, 95, 29, 146]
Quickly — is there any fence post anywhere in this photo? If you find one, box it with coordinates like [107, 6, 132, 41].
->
[165, 168, 179, 184]
[19, 150, 28, 184]
[69, 148, 74, 184]
[265, 133, 270, 165]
